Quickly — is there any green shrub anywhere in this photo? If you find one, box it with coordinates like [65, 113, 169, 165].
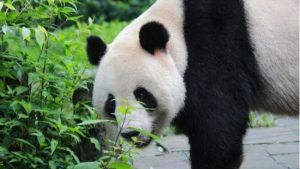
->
[248, 112, 276, 128]
[78, 0, 155, 22]
[0, 1, 136, 168]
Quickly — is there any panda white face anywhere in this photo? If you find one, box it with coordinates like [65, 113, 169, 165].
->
[88, 22, 186, 147]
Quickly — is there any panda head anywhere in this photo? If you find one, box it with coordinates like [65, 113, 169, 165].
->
[86, 21, 185, 147]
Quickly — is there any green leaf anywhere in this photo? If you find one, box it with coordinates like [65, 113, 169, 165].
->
[78, 119, 115, 126]
[22, 27, 31, 40]
[73, 162, 101, 169]
[2, 25, 8, 34]
[67, 15, 83, 21]
[65, 148, 80, 164]
[47, 0, 54, 5]
[0, 2, 3, 11]
[30, 128, 46, 147]
[18, 113, 29, 119]
[50, 139, 58, 155]
[5, 120, 23, 128]
[128, 127, 160, 141]
[65, 133, 81, 143]
[88, 17, 93, 26]
[28, 73, 39, 85]
[117, 106, 128, 115]
[89, 137, 101, 151]
[15, 86, 28, 95]
[38, 25, 48, 37]
[0, 146, 8, 153]
[48, 160, 56, 169]
[35, 27, 46, 49]
[107, 161, 132, 169]
[4, 3, 16, 10]
[0, 80, 4, 91]
[19, 101, 32, 114]
[15, 138, 35, 149]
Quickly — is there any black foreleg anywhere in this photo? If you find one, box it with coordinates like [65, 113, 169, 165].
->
[187, 109, 247, 169]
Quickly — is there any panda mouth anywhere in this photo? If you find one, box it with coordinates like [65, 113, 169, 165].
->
[134, 136, 152, 148]
[122, 135, 152, 148]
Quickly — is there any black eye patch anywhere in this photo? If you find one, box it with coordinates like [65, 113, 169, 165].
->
[134, 87, 157, 111]
[104, 94, 116, 117]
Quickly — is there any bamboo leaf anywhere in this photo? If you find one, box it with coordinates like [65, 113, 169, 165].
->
[50, 139, 58, 155]
[15, 138, 35, 149]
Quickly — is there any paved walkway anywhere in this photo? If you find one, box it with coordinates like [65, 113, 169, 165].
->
[134, 117, 299, 169]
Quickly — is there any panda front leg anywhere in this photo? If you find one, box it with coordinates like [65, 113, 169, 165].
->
[185, 108, 248, 169]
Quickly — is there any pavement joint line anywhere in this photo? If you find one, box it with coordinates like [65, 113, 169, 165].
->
[243, 140, 299, 146]
[270, 152, 299, 156]
[266, 149, 290, 169]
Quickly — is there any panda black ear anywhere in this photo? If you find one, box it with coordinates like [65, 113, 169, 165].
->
[86, 36, 107, 65]
[139, 21, 170, 55]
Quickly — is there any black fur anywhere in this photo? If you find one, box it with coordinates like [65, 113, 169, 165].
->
[139, 21, 169, 54]
[86, 36, 107, 65]
[134, 87, 158, 111]
[104, 94, 116, 118]
[173, 0, 262, 169]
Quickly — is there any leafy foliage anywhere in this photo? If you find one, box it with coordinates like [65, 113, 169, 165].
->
[0, 1, 137, 169]
[248, 112, 276, 128]
[78, 0, 155, 21]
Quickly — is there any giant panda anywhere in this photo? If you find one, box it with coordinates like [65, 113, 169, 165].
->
[86, 0, 299, 168]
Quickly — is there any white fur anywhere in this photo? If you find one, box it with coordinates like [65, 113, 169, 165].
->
[244, 0, 299, 114]
[93, 0, 187, 139]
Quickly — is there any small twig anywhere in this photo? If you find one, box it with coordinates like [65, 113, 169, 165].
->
[114, 105, 128, 146]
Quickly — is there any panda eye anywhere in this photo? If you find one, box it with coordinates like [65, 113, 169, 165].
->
[104, 94, 116, 117]
[134, 87, 157, 110]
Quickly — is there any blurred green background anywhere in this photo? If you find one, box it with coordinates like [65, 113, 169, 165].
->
[78, 0, 155, 21]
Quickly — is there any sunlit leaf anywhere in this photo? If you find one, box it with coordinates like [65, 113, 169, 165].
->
[4, 3, 16, 10]
[47, 0, 54, 5]
[22, 27, 31, 40]
[2, 25, 8, 34]
[29, 128, 46, 147]
[88, 17, 93, 26]
[35, 27, 46, 49]
[108, 161, 132, 169]
[128, 127, 160, 141]
[19, 101, 32, 114]
[0, 2, 3, 11]
[38, 25, 48, 38]
[90, 137, 101, 151]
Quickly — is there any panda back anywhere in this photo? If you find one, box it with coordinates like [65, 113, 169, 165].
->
[244, 0, 299, 115]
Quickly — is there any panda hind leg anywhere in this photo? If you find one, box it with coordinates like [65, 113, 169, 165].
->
[187, 110, 248, 169]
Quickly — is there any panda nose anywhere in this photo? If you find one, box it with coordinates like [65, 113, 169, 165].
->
[121, 131, 140, 139]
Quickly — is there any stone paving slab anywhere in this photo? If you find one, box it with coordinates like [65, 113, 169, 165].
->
[134, 117, 299, 169]
[272, 153, 299, 169]
[244, 127, 298, 145]
[134, 152, 190, 169]
[265, 142, 299, 155]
